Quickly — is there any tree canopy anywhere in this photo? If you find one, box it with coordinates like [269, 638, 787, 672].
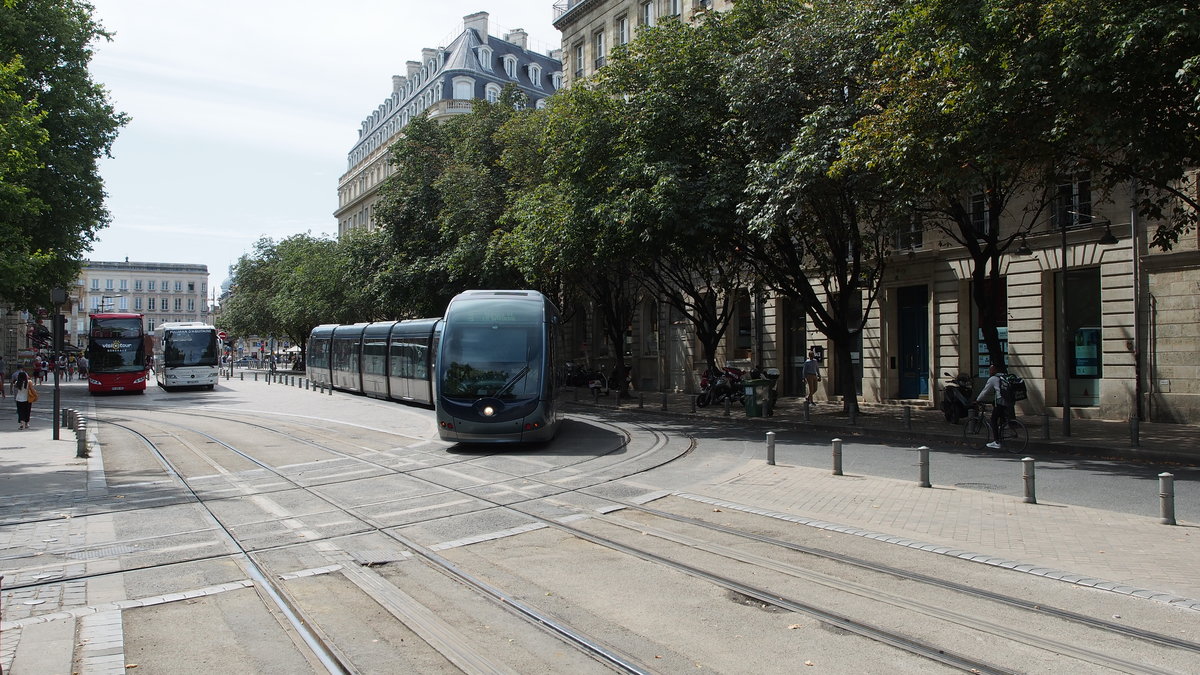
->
[0, 0, 127, 309]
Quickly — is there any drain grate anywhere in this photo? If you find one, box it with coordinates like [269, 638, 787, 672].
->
[65, 544, 140, 560]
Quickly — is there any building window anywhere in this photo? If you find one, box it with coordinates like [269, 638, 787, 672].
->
[162, 280, 169, 290]
[897, 214, 924, 249]
[477, 46, 493, 70]
[1051, 171, 1092, 229]
[90, 296, 100, 310]
[187, 299, 195, 311]
[485, 83, 501, 103]
[573, 42, 584, 78]
[594, 31, 606, 69]
[503, 55, 518, 79]
[640, 1, 655, 27]
[134, 298, 142, 310]
[90, 279, 99, 290]
[118, 297, 128, 311]
[552, 72, 562, 90]
[528, 63, 542, 86]
[148, 280, 155, 291]
[174, 298, 182, 311]
[174, 281, 182, 292]
[119, 279, 128, 291]
[616, 15, 630, 45]
[105, 279, 113, 290]
[162, 296, 168, 310]
[970, 192, 992, 238]
[148, 298, 155, 311]
[134, 280, 143, 291]
[453, 76, 474, 99]
[666, 0, 681, 16]
[188, 282, 195, 292]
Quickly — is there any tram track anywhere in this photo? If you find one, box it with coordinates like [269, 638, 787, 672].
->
[9, 404, 1193, 673]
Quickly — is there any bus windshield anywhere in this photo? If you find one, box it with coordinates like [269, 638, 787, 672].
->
[164, 329, 218, 367]
[89, 338, 145, 373]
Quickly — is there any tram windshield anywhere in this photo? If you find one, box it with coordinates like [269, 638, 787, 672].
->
[440, 300, 542, 400]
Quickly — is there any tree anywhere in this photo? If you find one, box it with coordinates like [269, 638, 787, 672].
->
[0, 0, 127, 308]
[220, 234, 349, 357]
[374, 87, 533, 318]
[841, 0, 1067, 368]
[728, 0, 904, 413]
[594, 13, 763, 374]
[1041, 0, 1200, 249]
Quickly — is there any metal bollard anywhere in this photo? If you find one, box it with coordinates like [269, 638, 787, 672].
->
[917, 446, 931, 487]
[1022, 457, 1037, 504]
[904, 405, 912, 431]
[849, 404, 857, 426]
[661, 392, 667, 411]
[1159, 473, 1176, 525]
[690, 396, 696, 414]
[592, 387, 599, 403]
[254, 372, 258, 382]
[1042, 412, 1050, 440]
[240, 372, 244, 381]
[639, 394, 644, 409]
[724, 397, 731, 416]
[803, 400, 811, 423]
[832, 438, 843, 476]
[766, 431, 776, 466]
[1130, 416, 1140, 448]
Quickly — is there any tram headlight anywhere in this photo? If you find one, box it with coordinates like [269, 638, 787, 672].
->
[482, 405, 496, 417]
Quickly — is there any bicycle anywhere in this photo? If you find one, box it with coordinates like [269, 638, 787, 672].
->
[962, 402, 1028, 453]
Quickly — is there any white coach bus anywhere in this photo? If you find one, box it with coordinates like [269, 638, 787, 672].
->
[152, 322, 220, 390]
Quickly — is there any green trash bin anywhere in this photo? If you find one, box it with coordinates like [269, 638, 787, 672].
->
[743, 379, 771, 417]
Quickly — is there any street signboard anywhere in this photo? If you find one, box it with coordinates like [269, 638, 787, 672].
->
[217, 330, 228, 341]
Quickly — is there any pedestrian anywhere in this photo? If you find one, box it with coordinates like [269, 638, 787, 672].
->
[803, 349, 821, 405]
[11, 364, 34, 429]
[0, 354, 6, 398]
[77, 354, 89, 380]
[975, 363, 1011, 449]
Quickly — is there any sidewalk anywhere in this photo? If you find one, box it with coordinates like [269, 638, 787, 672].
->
[573, 389, 1200, 464]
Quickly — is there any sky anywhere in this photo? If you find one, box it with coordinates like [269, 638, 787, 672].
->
[86, 0, 562, 301]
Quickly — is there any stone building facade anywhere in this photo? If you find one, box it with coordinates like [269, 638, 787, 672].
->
[73, 261, 210, 347]
[335, 12, 562, 237]
[553, 0, 735, 88]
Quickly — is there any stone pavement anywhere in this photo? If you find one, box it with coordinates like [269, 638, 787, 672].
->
[1, 382, 1196, 673]
[578, 389, 1200, 464]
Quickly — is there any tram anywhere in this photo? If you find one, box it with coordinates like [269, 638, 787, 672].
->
[305, 290, 564, 444]
[435, 290, 563, 444]
[152, 322, 220, 390]
[87, 312, 150, 394]
[306, 318, 440, 405]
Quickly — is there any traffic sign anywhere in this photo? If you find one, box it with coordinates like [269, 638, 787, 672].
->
[217, 330, 228, 340]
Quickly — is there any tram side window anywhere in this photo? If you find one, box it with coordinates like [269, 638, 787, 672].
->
[363, 338, 387, 376]
[309, 340, 329, 370]
[391, 337, 430, 380]
[332, 339, 360, 373]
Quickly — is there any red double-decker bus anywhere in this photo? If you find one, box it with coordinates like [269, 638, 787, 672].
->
[87, 312, 150, 393]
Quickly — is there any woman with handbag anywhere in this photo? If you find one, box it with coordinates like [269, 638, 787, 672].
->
[12, 364, 34, 429]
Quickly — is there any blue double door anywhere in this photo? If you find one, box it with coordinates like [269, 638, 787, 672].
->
[898, 286, 929, 400]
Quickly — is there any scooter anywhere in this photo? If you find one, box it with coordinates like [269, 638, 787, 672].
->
[941, 372, 973, 424]
[697, 365, 746, 408]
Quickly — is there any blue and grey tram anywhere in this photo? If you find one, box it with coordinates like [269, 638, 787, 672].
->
[435, 290, 564, 443]
[306, 318, 440, 405]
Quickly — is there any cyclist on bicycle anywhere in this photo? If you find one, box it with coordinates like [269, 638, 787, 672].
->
[975, 363, 1012, 449]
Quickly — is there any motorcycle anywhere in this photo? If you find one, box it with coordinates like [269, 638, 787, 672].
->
[696, 365, 746, 408]
[941, 372, 973, 424]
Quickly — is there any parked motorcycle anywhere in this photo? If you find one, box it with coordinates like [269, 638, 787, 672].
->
[696, 365, 746, 408]
[941, 372, 973, 424]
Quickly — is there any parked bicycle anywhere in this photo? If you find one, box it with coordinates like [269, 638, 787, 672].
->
[962, 402, 1028, 453]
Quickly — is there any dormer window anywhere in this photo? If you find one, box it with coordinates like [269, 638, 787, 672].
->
[503, 55, 518, 79]
[551, 72, 563, 90]
[528, 63, 542, 86]
[478, 46, 493, 71]
[485, 83, 501, 103]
